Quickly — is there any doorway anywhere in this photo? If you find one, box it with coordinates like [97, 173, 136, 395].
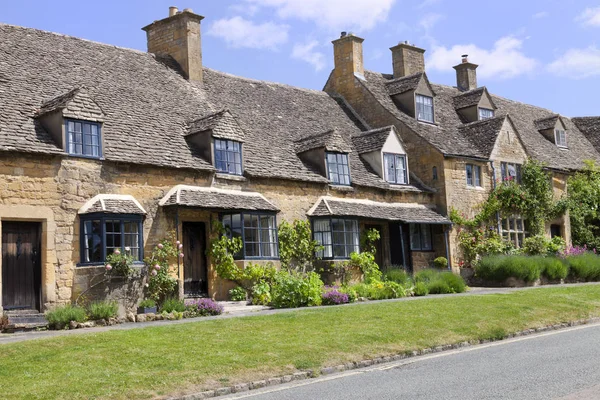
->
[2, 221, 42, 310]
[389, 222, 412, 271]
[182, 222, 208, 297]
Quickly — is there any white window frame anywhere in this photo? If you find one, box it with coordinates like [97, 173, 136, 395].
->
[554, 129, 567, 148]
[501, 216, 527, 248]
[383, 153, 408, 184]
[415, 94, 434, 123]
[466, 163, 482, 187]
[478, 108, 495, 120]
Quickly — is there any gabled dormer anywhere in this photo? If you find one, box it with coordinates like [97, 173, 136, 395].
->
[453, 87, 497, 123]
[352, 126, 409, 185]
[294, 129, 352, 186]
[535, 115, 568, 149]
[186, 109, 245, 175]
[35, 87, 105, 158]
[387, 72, 436, 124]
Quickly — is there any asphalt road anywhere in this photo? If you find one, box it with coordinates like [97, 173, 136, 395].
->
[219, 323, 600, 400]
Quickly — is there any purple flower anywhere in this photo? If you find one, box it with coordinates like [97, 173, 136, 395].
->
[322, 289, 349, 305]
[184, 298, 224, 316]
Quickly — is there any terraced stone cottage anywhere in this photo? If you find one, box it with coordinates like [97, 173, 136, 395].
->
[0, 7, 597, 312]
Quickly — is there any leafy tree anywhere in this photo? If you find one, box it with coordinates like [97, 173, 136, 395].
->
[278, 220, 323, 273]
[567, 161, 600, 250]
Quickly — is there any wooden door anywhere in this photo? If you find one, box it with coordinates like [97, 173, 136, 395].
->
[182, 222, 208, 297]
[2, 222, 41, 310]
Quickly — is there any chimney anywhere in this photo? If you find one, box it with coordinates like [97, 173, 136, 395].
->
[390, 41, 425, 78]
[142, 7, 205, 84]
[453, 55, 478, 91]
[331, 32, 365, 88]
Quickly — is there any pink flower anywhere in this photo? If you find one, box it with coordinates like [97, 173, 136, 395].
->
[176, 241, 181, 245]
[151, 269, 157, 276]
[178, 244, 183, 250]
[179, 253, 184, 258]
[154, 264, 161, 270]
[114, 249, 120, 255]
[157, 243, 164, 249]
[105, 264, 112, 271]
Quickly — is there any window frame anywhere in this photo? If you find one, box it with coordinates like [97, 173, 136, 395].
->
[500, 216, 527, 248]
[415, 94, 435, 123]
[466, 163, 482, 187]
[500, 162, 522, 183]
[478, 108, 495, 120]
[311, 218, 360, 260]
[214, 138, 243, 176]
[79, 213, 144, 266]
[220, 211, 279, 260]
[65, 119, 102, 159]
[554, 129, 567, 148]
[325, 152, 352, 186]
[409, 224, 433, 251]
[383, 153, 408, 185]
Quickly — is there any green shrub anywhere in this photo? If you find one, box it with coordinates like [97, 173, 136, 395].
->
[566, 253, 600, 281]
[438, 272, 467, 293]
[547, 236, 566, 255]
[348, 280, 409, 300]
[384, 269, 411, 285]
[414, 269, 438, 284]
[339, 286, 357, 303]
[413, 282, 429, 296]
[476, 255, 542, 283]
[270, 271, 323, 308]
[345, 252, 382, 283]
[88, 301, 118, 320]
[539, 257, 568, 281]
[433, 257, 448, 269]
[250, 282, 271, 305]
[46, 304, 87, 330]
[138, 299, 156, 308]
[160, 297, 185, 313]
[229, 286, 247, 301]
[427, 280, 452, 294]
[522, 235, 550, 255]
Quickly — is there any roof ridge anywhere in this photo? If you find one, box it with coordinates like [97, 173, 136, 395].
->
[459, 115, 506, 128]
[385, 72, 423, 85]
[352, 126, 393, 137]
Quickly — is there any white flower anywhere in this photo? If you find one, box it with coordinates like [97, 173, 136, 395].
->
[125, 247, 131, 252]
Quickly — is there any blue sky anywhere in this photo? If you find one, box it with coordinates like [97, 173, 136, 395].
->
[3, 0, 600, 116]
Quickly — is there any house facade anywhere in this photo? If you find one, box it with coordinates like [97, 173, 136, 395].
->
[0, 8, 452, 312]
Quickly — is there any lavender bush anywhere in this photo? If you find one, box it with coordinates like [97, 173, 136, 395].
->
[322, 286, 349, 305]
[561, 245, 591, 257]
[184, 298, 224, 317]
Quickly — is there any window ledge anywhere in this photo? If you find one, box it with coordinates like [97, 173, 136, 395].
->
[466, 186, 486, 191]
[329, 184, 354, 192]
[76, 262, 145, 269]
[215, 173, 247, 182]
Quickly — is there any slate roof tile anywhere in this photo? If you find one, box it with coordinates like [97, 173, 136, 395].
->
[573, 117, 600, 154]
[352, 126, 393, 154]
[159, 185, 279, 211]
[294, 129, 352, 154]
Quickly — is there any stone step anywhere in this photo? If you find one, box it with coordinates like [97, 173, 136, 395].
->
[218, 301, 271, 314]
[3, 310, 48, 332]
[4, 309, 41, 316]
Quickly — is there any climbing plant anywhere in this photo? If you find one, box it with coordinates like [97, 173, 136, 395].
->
[278, 220, 323, 273]
[567, 160, 600, 250]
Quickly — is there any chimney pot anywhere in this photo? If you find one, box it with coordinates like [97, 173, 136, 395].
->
[453, 57, 478, 91]
[183, 8, 193, 13]
[340, 31, 347, 38]
[169, 6, 178, 17]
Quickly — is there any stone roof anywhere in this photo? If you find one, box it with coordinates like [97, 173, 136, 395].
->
[352, 126, 393, 154]
[386, 73, 423, 96]
[78, 194, 146, 215]
[453, 87, 487, 110]
[356, 70, 600, 170]
[187, 109, 245, 142]
[294, 129, 352, 154]
[159, 185, 279, 211]
[457, 115, 507, 158]
[573, 117, 600, 153]
[307, 196, 451, 224]
[534, 115, 560, 131]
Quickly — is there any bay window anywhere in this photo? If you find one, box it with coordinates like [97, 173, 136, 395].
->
[80, 214, 143, 265]
[313, 218, 359, 259]
[222, 212, 278, 259]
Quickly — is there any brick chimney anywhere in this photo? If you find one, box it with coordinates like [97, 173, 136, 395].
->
[390, 41, 425, 78]
[453, 55, 478, 91]
[142, 7, 204, 84]
[331, 32, 365, 87]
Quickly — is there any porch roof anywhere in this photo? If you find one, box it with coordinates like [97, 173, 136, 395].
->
[78, 194, 147, 215]
[159, 185, 279, 212]
[307, 196, 450, 224]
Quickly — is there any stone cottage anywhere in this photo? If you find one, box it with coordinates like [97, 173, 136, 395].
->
[324, 34, 600, 266]
[0, 8, 452, 312]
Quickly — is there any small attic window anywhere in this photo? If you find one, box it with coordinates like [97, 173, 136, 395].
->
[416, 94, 434, 123]
[555, 129, 567, 148]
[479, 108, 494, 120]
[383, 153, 407, 184]
[326, 152, 351, 186]
[215, 139, 243, 175]
[66, 119, 101, 158]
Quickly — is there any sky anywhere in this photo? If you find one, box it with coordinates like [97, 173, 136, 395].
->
[2, 0, 600, 117]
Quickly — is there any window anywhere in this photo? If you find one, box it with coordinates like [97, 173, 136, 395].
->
[222, 213, 278, 259]
[66, 119, 101, 158]
[466, 164, 482, 187]
[432, 166, 438, 180]
[383, 153, 407, 184]
[313, 218, 359, 259]
[410, 224, 433, 251]
[501, 216, 526, 247]
[214, 139, 243, 175]
[326, 152, 351, 185]
[479, 108, 495, 120]
[80, 215, 143, 264]
[416, 94, 434, 123]
[555, 129, 567, 148]
[501, 162, 521, 183]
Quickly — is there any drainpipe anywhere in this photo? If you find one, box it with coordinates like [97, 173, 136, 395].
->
[175, 206, 182, 299]
[444, 226, 451, 271]
[399, 224, 407, 270]
[490, 160, 501, 234]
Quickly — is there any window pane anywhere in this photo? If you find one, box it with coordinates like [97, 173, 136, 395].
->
[214, 139, 242, 175]
[466, 164, 473, 186]
[475, 166, 481, 187]
[420, 224, 432, 250]
[84, 220, 102, 263]
[410, 224, 421, 250]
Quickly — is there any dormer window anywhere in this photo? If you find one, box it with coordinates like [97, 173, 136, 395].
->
[383, 153, 407, 184]
[214, 139, 242, 175]
[555, 129, 567, 148]
[479, 108, 494, 120]
[66, 119, 101, 158]
[326, 152, 351, 185]
[416, 94, 434, 123]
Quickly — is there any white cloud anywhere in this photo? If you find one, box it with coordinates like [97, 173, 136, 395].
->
[576, 7, 600, 27]
[229, 3, 260, 16]
[244, 0, 397, 31]
[291, 40, 326, 71]
[419, 13, 444, 31]
[207, 17, 289, 50]
[548, 46, 600, 78]
[427, 36, 538, 79]
[532, 11, 549, 19]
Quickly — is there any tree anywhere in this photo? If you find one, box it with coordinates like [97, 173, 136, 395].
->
[567, 161, 600, 250]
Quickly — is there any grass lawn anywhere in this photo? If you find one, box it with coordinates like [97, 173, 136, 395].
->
[2, 286, 600, 399]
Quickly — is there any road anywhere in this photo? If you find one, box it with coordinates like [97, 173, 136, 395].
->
[219, 323, 600, 400]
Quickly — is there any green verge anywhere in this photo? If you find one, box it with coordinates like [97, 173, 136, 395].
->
[2, 286, 600, 399]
